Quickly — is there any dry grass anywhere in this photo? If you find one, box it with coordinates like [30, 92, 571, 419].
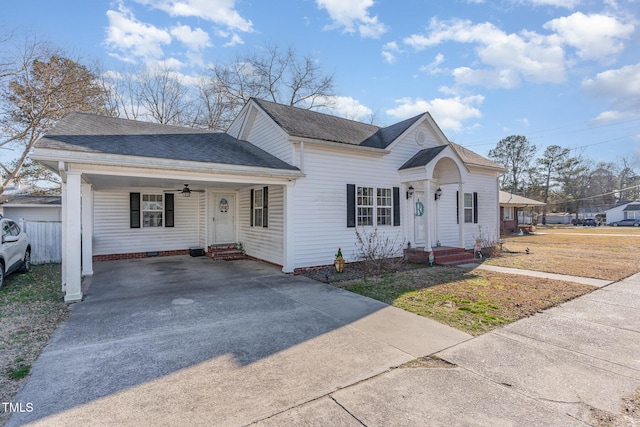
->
[0, 264, 67, 426]
[488, 227, 640, 281]
[337, 267, 594, 336]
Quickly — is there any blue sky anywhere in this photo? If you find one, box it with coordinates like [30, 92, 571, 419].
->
[3, 0, 640, 164]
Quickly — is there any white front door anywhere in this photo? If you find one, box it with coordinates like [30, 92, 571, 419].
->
[210, 194, 236, 244]
[413, 191, 426, 246]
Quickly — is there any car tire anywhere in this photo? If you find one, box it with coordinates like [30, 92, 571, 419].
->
[634, 223, 639, 227]
[19, 250, 31, 273]
[613, 223, 618, 226]
[0, 264, 4, 290]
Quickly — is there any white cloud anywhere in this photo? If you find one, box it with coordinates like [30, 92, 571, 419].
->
[223, 33, 244, 47]
[544, 12, 633, 61]
[386, 95, 484, 132]
[316, 0, 388, 38]
[381, 41, 401, 64]
[324, 96, 373, 121]
[134, 0, 253, 32]
[419, 53, 445, 74]
[582, 63, 640, 111]
[105, 4, 172, 62]
[521, 0, 581, 8]
[170, 24, 211, 51]
[404, 18, 566, 88]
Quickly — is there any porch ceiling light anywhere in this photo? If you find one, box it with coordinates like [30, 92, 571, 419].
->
[435, 187, 443, 201]
[406, 185, 414, 200]
[181, 183, 191, 197]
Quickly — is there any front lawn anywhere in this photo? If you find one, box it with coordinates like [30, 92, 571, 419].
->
[337, 266, 594, 336]
[0, 264, 67, 425]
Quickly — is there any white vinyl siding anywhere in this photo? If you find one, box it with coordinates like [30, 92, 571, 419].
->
[1, 206, 61, 222]
[93, 189, 201, 256]
[243, 109, 293, 164]
[238, 185, 283, 266]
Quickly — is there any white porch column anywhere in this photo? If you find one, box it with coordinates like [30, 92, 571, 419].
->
[64, 171, 83, 302]
[458, 183, 465, 248]
[423, 179, 432, 252]
[81, 183, 94, 276]
[282, 182, 295, 273]
[60, 182, 67, 292]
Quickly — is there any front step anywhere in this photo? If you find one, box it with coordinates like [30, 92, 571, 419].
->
[404, 246, 477, 266]
[207, 244, 246, 261]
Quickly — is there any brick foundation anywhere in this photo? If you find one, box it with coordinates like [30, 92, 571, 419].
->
[93, 249, 190, 262]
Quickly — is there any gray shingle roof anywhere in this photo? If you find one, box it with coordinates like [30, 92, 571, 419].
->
[254, 98, 424, 149]
[1, 195, 61, 206]
[399, 146, 448, 170]
[37, 113, 299, 171]
[253, 98, 380, 146]
[449, 142, 505, 171]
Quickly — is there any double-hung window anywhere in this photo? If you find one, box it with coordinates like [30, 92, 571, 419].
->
[251, 186, 268, 228]
[464, 193, 473, 223]
[377, 188, 392, 226]
[143, 194, 163, 227]
[357, 187, 374, 226]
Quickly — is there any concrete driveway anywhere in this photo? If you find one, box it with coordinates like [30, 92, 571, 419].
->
[8, 256, 470, 426]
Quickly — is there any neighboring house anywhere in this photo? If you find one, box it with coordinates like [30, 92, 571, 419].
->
[0, 195, 62, 222]
[32, 98, 505, 302]
[605, 201, 640, 223]
[499, 191, 545, 234]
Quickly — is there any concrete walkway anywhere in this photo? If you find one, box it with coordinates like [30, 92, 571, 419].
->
[256, 272, 640, 426]
[473, 264, 613, 287]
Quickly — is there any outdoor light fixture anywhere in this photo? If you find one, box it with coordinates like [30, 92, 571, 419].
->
[435, 187, 443, 201]
[406, 185, 414, 199]
[181, 183, 191, 197]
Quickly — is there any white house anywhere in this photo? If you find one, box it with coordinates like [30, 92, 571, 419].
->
[31, 98, 505, 302]
[0, 195, 62, 222]
[605, 201, 640, 223]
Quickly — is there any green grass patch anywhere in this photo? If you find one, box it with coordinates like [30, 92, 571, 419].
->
[7, 364, 30, 380]
[338, 266, 593, 336]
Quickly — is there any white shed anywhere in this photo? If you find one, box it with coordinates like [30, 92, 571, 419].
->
[0, 195, 61, 222]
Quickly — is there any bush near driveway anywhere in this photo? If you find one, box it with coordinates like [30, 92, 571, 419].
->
[0, 264, 67, 426]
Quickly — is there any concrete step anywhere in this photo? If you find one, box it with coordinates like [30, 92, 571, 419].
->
[207, 244, 246, 261]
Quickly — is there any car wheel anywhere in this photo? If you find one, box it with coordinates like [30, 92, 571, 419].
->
[634, 223, 639, 227]
[0, 264, 4, 290]
[19, 249, 31, 273]
[613, 223, 618, 226]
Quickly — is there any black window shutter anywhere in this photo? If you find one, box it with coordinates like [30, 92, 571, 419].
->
[250, 189, 254, 227]
[473, 192, 479, 224]
[393, 187, 400, 226]
[262, 186, 268, 228]
[347, 184, 356, 228]
[165, 193, 174, 228]
[130, 193, 140, 228]
[456, 191, 459, 224]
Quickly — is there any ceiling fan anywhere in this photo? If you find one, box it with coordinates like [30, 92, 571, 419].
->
[164, 183, 205, 197]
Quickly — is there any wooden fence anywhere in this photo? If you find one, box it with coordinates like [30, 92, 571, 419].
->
[20, 220, 62, 264]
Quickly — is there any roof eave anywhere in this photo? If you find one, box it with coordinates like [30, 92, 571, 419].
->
[31, 148, 304, 179]
[291, 137, 390, 155]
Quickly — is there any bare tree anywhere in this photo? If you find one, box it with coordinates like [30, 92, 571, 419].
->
[0, 35, 110, 195]
[200, 44, 335, 131]
[136, 66, 193, 125]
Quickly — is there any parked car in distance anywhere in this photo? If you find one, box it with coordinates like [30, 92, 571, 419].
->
[582, 218, 599, 226]
[608, 219, 640, 227]
[0, 218, 31, 289]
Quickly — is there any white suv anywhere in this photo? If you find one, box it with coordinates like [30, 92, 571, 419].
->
[0, 218, 31, 288]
